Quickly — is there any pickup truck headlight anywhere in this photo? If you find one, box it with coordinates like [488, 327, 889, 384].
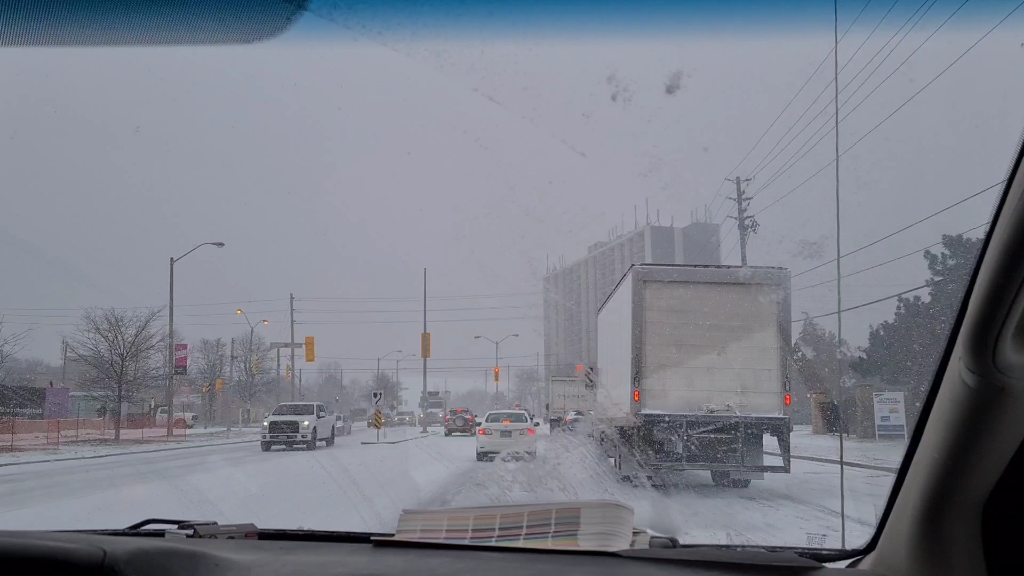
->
[262, 421, 268, 428]
[301, 420, 310, 429]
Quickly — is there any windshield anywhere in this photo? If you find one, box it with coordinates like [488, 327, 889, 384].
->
[0, 0, 1017, 555]
[272, 404, 315, 416]
[485, 412, 529, 424]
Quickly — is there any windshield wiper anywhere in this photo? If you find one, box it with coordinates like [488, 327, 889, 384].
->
[66, 519, 389, 543]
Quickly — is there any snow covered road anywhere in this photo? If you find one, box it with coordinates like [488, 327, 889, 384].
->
[0, 425, 894, 549]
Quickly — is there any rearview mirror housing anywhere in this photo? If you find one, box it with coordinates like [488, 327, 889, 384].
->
[534, 421, 540, 427]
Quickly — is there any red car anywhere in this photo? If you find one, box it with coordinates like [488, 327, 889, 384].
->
[444, 407, 476, 436]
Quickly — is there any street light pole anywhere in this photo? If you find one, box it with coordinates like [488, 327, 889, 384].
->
[376, 349, 403, 408]
[396, 353, 414, 407]
[235, 309, 268, 423]
[166, 241, 225, 437]
[474, 333, 519, 408]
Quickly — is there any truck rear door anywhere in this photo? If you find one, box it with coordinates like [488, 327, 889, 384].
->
[641, 280, 783, 415]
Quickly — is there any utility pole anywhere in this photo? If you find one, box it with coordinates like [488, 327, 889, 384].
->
[727, 176, 757, 266]
[227, 337, 235, 428]
[421, 268, 429, 434]
[276, 348, 281, 405]
[60, 339, 68, 388]
[290, 293, 296, 403]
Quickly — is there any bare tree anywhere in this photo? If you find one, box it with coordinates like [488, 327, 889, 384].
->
[513, 366, 543, 407]
[232, 332, 273, 418]
[194, 338, 228, 423]
[0, 317, 30, 385]
[314, 361, 345, 406]
[69, 307, 164, 441]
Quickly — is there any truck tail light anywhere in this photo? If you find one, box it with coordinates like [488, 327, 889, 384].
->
[784, 393, 792, 407]
[633, 390, 640, 403]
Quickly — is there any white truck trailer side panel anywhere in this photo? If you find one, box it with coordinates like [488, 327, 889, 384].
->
[596, 272, 632, 420]
[641, 280, 782, 415]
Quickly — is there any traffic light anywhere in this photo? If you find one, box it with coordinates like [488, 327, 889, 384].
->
[253, 357, 260, 374]
[493, 366, 500, 383]
[305, 336, 315, 363]
[286, 364, 292, 380]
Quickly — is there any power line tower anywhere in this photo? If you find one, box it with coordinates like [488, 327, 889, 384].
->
[727, 176, 758, 266]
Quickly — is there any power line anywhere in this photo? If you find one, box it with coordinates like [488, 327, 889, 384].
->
[751, 0, 941, 197]
[706, 0, 873, 221]
[295, 305, 533, 314]
[317, 353, 540, 362]
[795, 280, 938, 323]
[297, 291, 539, 302]
[792, 180, 1002, 279]
[793, 220, 991, 292]
[747, 0, 899, 180]
[296, 316, 540, 325]
[756, 1, 1021, 215]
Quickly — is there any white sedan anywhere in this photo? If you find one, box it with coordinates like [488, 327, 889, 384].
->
[475, 410, 540, 461]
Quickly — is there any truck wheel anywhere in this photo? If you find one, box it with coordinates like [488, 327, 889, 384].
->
[260, 442, 271, 452]
[729, 478, 752, 488]
[476, 452, 485, 461]
[326, 427, 335, 447]
[710, 470, 730, 487]
[444, 430, 451, 437]
[173, 418, 187, 429]
[307, 429, 317, 451]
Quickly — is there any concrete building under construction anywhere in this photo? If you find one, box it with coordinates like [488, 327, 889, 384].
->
[542, 221, 721, 379]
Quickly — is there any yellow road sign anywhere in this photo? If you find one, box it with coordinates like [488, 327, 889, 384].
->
[215, 378, 224, 392]
[421, 332, 431, 358]
[373, 409, 384, 430]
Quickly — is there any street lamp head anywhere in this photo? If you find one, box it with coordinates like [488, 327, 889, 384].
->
[211, 242, 226, 248]
[261, 320, 269, 325]
[236, 309, 243, 315]
[512, 334, 520, 338]
[474, 336, 482, 339]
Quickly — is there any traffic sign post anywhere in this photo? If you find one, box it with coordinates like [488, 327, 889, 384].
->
[371, 391, 384, 441]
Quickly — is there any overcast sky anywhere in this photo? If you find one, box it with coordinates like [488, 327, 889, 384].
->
[1, 0, 1021, 392]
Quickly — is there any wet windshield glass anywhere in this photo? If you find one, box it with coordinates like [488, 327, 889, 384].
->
[486, 412, 529, 424]
[272, 404, 315, 416]
[0, 0, 1018, 554]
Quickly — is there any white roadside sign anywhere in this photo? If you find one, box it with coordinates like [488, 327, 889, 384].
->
[873, 391, 907, 440]
[371, 390, 383, 407]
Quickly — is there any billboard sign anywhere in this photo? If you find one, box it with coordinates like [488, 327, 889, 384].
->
[174, 343, 189, 376]
[873, 391, 907, 439]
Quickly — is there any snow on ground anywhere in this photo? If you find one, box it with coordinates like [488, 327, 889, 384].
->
[0, 427, 262, 466]
[787, 426, 906, 468]
[0, 423, 896, 550]
[429, 427, 894, 549]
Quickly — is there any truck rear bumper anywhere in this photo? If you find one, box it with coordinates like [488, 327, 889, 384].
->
[606, 413, 792, 476]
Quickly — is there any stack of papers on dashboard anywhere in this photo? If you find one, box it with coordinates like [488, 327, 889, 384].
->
[385, 500, 636, 551]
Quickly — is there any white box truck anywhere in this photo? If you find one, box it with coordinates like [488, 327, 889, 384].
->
[546, 376, 595, 429]
[595, 264, 792, 488]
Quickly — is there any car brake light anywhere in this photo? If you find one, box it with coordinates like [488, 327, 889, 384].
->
[477, 428, 492, 435]
[528, 428, 534, 435]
